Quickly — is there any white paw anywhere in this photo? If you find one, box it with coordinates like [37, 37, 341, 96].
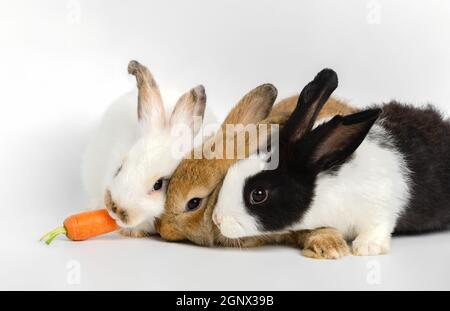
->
[213, 214, 259, 239]
[352, 236, 390, 256]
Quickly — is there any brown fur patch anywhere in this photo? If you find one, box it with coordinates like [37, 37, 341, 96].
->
[221, 84, 277, 127]
[295, 227, 350, 260]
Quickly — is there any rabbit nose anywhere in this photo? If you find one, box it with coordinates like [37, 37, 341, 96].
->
[104, 190, 120, 215]
[116, 209, 129, 223]
[107, 201, 129, 224]
[159, 220, 186, 241]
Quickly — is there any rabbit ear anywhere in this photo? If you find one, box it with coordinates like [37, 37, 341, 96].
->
[201, 84, 277, 161]
[169, 85, 207, 137]
[128, 60, 166, 132]
[221, 84, 277, 128]
[203, 99, 289, 163]
[282, 69, 338, 144]
[239, 112, 290, 158]
[293, 109, 382, 173]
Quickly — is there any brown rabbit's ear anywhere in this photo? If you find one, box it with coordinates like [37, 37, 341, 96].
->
[221, 84, 277, 127]
[169, 85, 207, 138]
[128, 60, 166, 132]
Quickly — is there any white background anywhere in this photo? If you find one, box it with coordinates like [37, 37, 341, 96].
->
[1, 0, 450, 290]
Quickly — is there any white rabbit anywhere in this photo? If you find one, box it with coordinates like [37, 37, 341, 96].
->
[82, 60, 208, 237]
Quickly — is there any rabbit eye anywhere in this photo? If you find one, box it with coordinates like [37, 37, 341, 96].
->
[186, 198, 202, 212]
[250, 188, 269, 205]
[153, 179, 164, 191]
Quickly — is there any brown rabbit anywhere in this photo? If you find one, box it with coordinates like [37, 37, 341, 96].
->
[157, 84, 356, 259]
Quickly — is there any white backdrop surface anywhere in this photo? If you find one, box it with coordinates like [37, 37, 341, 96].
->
[1, 0, 449, 290]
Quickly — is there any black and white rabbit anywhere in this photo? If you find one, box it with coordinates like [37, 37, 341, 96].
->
[213, 68, 450, 256]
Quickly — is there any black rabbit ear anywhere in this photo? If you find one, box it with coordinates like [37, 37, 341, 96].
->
[282, 69, 338, 144]
[293, 108, 382, 173]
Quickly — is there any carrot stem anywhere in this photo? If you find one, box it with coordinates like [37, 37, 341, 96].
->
[40, 227, 67, 245]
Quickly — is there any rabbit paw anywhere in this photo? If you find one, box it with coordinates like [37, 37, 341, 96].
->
[300, 228, 350, 260]
[119, 228, 151, 238]
[352, 234, 390, 256]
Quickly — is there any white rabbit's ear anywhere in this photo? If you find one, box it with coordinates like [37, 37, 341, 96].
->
[128, 60, 166, 132]
[169, 85, 207, 137]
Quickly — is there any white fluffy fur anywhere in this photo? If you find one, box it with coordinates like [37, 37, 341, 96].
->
[214, 123, 411, 256]
[82, 89, 213, 235]
[213, 154, 268, 238]
[82, 91, 139, 210]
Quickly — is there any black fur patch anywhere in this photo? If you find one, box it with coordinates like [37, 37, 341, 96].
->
[377, 102, 450, 234]
[243, 162, 316, 231]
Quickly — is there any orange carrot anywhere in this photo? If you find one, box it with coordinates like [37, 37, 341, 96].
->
[40, 209, 119, 245]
